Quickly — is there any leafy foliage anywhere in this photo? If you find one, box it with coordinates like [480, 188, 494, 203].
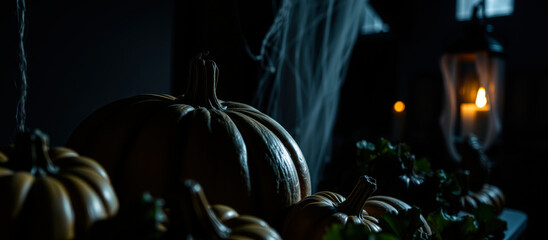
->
[339, 138, 509, 240]
[355, 139, 426, 204]
[427, 209, 479, 240]
[378, 207, 430, 240]
[427, 204, 506, 240]
[88, 192, 167, 240]
[423, 169, 463, 215]
[469, 204, 507, 240]
[356, 138, 410, 175]
[323, 205, 507, 240]
[322, 224, 372, 240]
[356, 138, 462, 215]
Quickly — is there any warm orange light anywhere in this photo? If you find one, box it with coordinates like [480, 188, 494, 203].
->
[393, 101, 405, 113]
[475, 87, 487, 108]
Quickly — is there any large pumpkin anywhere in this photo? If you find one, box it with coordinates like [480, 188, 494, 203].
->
[0, 129, 119, 240]
[282, 175, 431, 240]
[66, 56, 311, 220]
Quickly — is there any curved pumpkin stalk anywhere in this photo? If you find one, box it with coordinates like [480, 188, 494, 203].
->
[172, 180, 282, 239]
[338, 175, 377, 217]
[12, 129, 59, 176]
[179, 180, 232, 239]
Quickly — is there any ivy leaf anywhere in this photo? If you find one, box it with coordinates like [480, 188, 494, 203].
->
[323, 223, 405, 240]
[427, 209, 479, 240]
[355, 138, 407, 177]
[423, 170, 462, 215]
[470, 203, 507, 239]
[414, 157, 432, 174]
[322, 224, 345, 240]
[378, 206, 430, 240]
[323, 224, 371, 240]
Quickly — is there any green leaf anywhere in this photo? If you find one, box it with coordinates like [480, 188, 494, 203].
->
[322, 223, 407, 240]
[323, 224, 345, 240]
[355, 138, 408, 176]
[379, 206, 429, 240]
[427, 209, 479, 240]
[414, 157, 432, 174]
[323, 224, 372, 240]
[369, 233, 401, 240]
[470, 203, 507, 239]
[426, 170, 462, 214]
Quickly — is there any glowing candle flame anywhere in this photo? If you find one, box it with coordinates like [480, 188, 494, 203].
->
[393, 101, 405, 112]
[475, 87, 487, 108]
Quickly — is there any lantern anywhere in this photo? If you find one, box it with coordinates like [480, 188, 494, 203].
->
[440, 2, 505, 162]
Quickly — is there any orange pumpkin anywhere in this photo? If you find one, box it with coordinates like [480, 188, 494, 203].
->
[282, 175, 431, 240]
[0, 129, 118, 240]
[67, 56, 310, 220]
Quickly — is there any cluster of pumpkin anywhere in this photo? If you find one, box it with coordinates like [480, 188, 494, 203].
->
[351, 136, 505, 217]
[0, 57, 497, 239]
[0, 128, 427, 240]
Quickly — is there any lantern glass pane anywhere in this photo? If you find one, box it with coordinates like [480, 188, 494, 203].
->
[360, 0, 390, 35]
[456, 0, 514, 21]
[457, 61, 481, 104]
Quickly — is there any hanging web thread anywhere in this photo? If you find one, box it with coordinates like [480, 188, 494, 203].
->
[251, 0, 364, 190]
[16, 0, 28, 133]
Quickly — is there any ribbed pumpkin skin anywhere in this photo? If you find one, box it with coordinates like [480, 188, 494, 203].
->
[0, 130, 119, 240]
[282, 176, 432, 240]
[67, 58, 311, 220]
[461, 184, 505, 214]
[211, 205, 282, 240]
[283, 191, 382, 240]
[282, 176, 382, 240]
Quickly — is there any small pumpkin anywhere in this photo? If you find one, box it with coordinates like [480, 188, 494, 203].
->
[0, 129, 119, 240]
[457, 135, 505, 214]
[281, 175, 432, 240]
[66, 56, 310, 220]
[168, 179, 281, 240]
[459, 134, 490, 191]
[458, 170, 505, 214]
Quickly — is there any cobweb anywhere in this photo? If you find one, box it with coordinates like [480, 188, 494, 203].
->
[250, 0, 364, 190]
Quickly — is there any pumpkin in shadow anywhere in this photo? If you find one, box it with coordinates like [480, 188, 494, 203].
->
[281, 175, 431, 240]
[458, 134, 505, 214]
[0, 129, 118, 240]
[67, 56, 311, 222]
[168, 179, 282, 240]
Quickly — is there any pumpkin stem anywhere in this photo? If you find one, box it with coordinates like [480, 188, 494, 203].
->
[177, 179, 231, 239]
[456, 170, 471, 194]
[460, 134, 489, 191]
[339, 175, 377, 217]
[182, 55, 225, 110]
[13, 128, 58, 176]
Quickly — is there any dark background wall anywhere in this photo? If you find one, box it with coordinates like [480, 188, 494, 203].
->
[1, 0, 547, 237]
[330, 0, 548, 238]
[0, 0, 173, 146]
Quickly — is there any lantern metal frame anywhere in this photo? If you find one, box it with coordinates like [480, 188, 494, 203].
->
[440, 1, 505, 162]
